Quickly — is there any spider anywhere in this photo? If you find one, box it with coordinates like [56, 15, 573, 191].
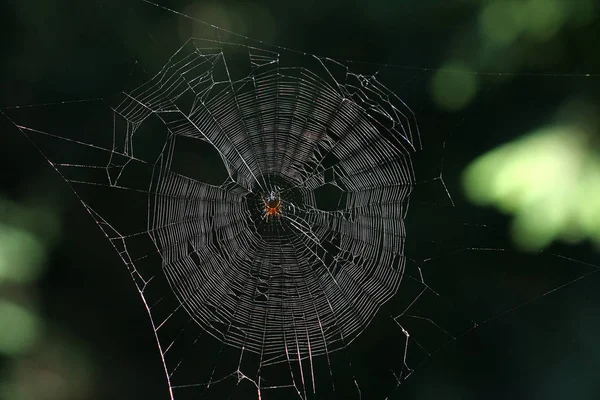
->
[261, 190, 282, 222]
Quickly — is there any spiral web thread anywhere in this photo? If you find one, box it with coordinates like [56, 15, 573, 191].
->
[7, 35, 600, 400]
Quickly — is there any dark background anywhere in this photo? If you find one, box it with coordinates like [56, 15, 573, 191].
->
[1, 1, 600, 399]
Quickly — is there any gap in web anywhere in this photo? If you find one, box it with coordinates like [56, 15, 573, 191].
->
[2, 2, 600, 400]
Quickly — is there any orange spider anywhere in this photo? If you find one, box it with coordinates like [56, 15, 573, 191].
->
[262, 191, 282, 221]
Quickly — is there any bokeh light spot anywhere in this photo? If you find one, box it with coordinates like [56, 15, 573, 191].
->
[0, 300, 41, 355]
[479, 0, 525, 46]
[524, 0, 566, 41]
[0, 224, 46, 284]
[180, 2, 246, 41]
[431, 61, 478, 111]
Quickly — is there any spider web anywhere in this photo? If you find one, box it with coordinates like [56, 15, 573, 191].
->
[3, 4, 600, 400]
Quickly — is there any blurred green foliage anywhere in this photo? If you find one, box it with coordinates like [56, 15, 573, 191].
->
[431, 0, 597, 111]
[480, 0, 596, 44]
[463, 123, 600, 250]
[0, 196, 95, 398]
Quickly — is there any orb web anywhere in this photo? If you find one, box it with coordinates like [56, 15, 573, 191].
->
[130, 39, 417, 360]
